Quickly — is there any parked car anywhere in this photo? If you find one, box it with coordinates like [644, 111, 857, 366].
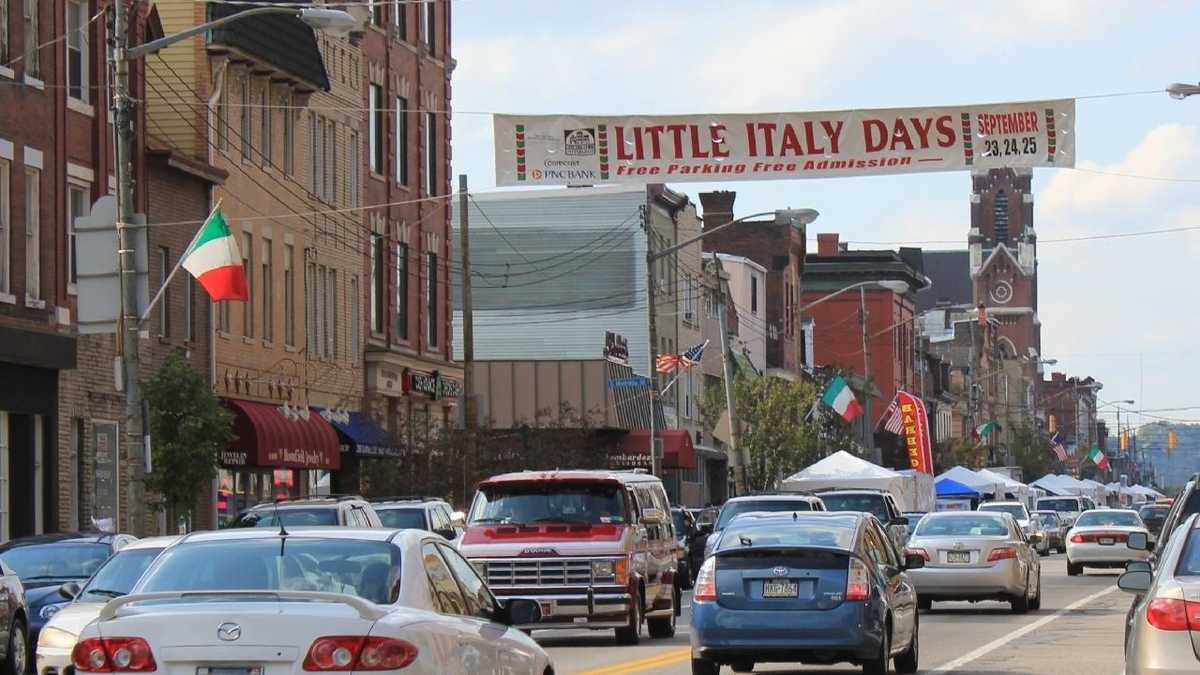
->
[1118, 512, 1200, 674]
[0, 532, 136, 651]
[691, 511, 922, 675]
[0, 557, 29, 675]
[230, 495, 384, 528]
[1136, 503, 1169, 544]
[1031, 510, 1067, 553]
[704, 494, 827, 558]
[977, 501, 1048, 555]
[1035, 495, 1090, 528]
[1066, 508, 1151, 576]
[671, 507, 707, 588]
[71, 527, 551, 675]
[459, 469, 679, 645]
[370, 497, 461, 540]
[36, 536, 179, 675]
[816, 489, 911, 551]
[904, 512, 1042, 613]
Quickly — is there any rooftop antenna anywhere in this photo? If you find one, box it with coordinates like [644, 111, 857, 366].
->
[273, 499, 289, 537]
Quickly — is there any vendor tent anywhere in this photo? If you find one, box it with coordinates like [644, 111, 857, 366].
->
[977, 468, 1034, 507]
[936, 466, 1005, 496]
[936, 477, 980, 498]
[780, 451, 932, 511]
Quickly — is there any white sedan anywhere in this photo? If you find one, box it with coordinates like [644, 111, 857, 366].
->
[1065, 508, 1151, 576]
[69, 528, 552, 675]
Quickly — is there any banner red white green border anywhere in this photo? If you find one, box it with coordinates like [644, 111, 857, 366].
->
[494, 98, 1075, 187]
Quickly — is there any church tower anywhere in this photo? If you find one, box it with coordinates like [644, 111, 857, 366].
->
[969, 168, 1041, 359]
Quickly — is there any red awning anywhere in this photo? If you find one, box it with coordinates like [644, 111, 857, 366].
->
[222, 399, 340, 470]
[620, 430, 697, 470]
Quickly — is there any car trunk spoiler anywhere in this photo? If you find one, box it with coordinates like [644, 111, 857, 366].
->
[97, 590, 388, 622]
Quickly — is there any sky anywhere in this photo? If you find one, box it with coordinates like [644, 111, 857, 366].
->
[448, 0, 1200, 429]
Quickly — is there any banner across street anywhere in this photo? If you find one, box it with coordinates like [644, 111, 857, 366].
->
[494, 98, 1075, 186]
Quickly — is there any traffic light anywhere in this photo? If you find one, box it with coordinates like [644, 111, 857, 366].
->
[1168, 430, 1178, 455]
[1120, 431, 1129, 451]
[1048, 415, 1057, 434]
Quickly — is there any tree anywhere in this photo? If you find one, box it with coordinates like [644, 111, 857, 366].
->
[142, 353, 234, 527]
[1005, 423, 1057, 480]
[701, 373, 821, 492]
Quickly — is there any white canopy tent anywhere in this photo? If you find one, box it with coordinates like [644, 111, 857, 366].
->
[936, 466, 1006, 497]
[781, 451, 934, 511]
[976, 468, 1034, 508]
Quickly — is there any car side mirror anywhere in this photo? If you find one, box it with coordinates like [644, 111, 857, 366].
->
[1127, 532, 1149, 551]
[1117, 570, 1152, 595]
[499, 598, 541, 626]
[436, 528, 458, 541]
[59, 581, 81, 600]
[1125, 561, 1151, 573]
[450, 511, 466, 528]
[903, 553, 926, 570]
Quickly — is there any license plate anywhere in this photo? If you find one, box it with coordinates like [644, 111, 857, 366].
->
[1099, 537, 1115, 545]
[947, 551, 971, 563]
[198, 669, 262, 675]
[763, 580, 799, 598]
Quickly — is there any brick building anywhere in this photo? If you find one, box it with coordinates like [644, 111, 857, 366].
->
[697, 191, 806, 374]
[802, 233, 929, 458]
[1041, 372, 1103, 467]
[358, 1, 462, 448]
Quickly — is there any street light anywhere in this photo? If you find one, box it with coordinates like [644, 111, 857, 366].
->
[644, 208, 818, 483]
[1167, 83, 1200, 100]
[130, 7, 358, 58]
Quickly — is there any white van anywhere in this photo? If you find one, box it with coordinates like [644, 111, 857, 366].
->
[1035, 495, 1090, 528]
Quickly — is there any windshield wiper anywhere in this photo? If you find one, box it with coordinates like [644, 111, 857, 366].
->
[82, 589, 124, 599]
[24, 575, 83, 580]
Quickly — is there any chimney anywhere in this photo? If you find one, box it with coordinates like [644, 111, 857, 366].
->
[817, 233, 840, 257]
[699, 191, 736, 230]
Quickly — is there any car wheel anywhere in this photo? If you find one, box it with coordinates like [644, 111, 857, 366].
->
[1057, 545, 1067, 555]
[917, 597, 932, 612]
[863, 624, 890, 675]
[1010, 581, 1031, 615]
[3, 616, 26, 675]
[894, 612, 918, 674]
[1030, 574, 1042, 611]
[731, 662, 754, 673]
[615, 590, 643, 645]
[648, 587, 677, 639]
[692, 658, 720, 675]
[1067, 561, 1083, 576]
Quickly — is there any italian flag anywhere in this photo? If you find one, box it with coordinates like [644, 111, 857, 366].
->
[975, 421, 997, 439]
[182, 206, 248, 302]
[821, 376, 864, 422]
[1087, 446, 1110, 470]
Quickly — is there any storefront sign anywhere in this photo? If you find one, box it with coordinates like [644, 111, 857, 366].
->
[495, 99, 1075, 186]
[404, 369, 463, 401]
[371, 365, 406, 397]
[220, 450, 248, 466]
[898, 392, 935, 475]
[603, 331, 629, 365]
[92, 421, 119, 528]
[609, 451, 652, 470]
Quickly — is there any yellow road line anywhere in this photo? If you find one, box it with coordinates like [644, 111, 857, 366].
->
[575, 647, 691, 675]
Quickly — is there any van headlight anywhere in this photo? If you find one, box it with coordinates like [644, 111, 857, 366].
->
[592, 560, 615, 579]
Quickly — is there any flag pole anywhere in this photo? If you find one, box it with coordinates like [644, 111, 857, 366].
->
[137, 200, 222, 326]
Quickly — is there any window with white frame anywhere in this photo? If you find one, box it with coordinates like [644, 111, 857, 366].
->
[260, 86, 272, 168]
[217, 87, 229, 150]
[395, 97, 407, 185]
[23, 0, 39, 79]
[306, 260, 317, 352]
[349, 275, 359, 362]
[683, 273, 695, 322]
[326, 267, 337, 359]
[348, 130, 360, 207]
[750, 273, 759, 314]
[327, 119, 337, 204]
[315, 263, 326, 358]
[261, 238, 272, 342]
[241, 232, 252, 337]
[281, 95, 293, 175]
[423, 111, 436, 196]
[0, 157, 9, 295]
[66, 182, 87, 287]
[240, 78, 251, 159]
[421, 0, 434, 53]
[369, 84, 383, 174]
[393, 0, 405, 39]
[66, 0, 87, 102]
[395, 242, 408, 340]
[185, 274, 195, 342]
[24, 167, 39, 302]
[157, 247, 169, 337]
[310, 115, 319, 194]
[283, 244, 294, 346]
[0, 0, 9, 66]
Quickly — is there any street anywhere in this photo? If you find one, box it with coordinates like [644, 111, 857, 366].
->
[538, 556, 1128, 675]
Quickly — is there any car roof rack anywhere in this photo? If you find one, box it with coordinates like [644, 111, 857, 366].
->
[369, 496, 444, 504]
[270, 494, 365, 504]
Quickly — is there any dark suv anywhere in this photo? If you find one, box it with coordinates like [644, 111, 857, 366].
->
[370, 497, 461, 540]
[231, 495, 383, 528]
[1154, 476, 1197, 557]
[815, 488, 911, 551]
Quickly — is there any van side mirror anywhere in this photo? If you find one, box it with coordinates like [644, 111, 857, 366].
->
[450, 511, 466, 528]
[1127, 532, 1149, 551]
[1125, 561, 1151, 573]
[1117, 570, 1152, 594]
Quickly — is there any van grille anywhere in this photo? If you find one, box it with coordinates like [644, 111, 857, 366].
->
[480, 558, 595, 587]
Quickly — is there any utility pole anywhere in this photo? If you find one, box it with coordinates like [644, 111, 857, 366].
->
[111, 0, 146, 534]
[858, 286, 873, 458]
[458, 175, 475, 504]
[712, 254, 744, 495]
[644, 205, 661, 477]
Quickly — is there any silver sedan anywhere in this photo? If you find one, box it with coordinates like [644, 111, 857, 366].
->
[904, 511, 1042, 614]
[1065, 509, 1151, 576]
[1121, 513, 1200, 674]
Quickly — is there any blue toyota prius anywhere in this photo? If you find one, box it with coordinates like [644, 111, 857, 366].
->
[690, 511, 923, 674]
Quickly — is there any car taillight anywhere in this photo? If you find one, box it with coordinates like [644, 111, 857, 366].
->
[303, 636, 418, 671]
[1070, 533, 1085, 544]
[1147, 599, 1190, 631]
[1070, 532, 1128, 544]
[71, 638, 156, 673]
[903, 547, 929, 561]
[693, 558, 717, 602]
[987, 547, 1017, 562]
[846, 556, 870, 601]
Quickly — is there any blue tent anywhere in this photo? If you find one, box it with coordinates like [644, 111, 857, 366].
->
[936, 477, 981, 498]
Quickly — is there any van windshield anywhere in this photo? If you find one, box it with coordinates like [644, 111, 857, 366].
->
[470, 484, 627, 525]
[1037, 498, 1081, 513]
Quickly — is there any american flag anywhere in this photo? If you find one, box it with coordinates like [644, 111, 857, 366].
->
[656, 341, 708, 373]
[879, 396, 905, 434]
[1049, 432, 1067, 461]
